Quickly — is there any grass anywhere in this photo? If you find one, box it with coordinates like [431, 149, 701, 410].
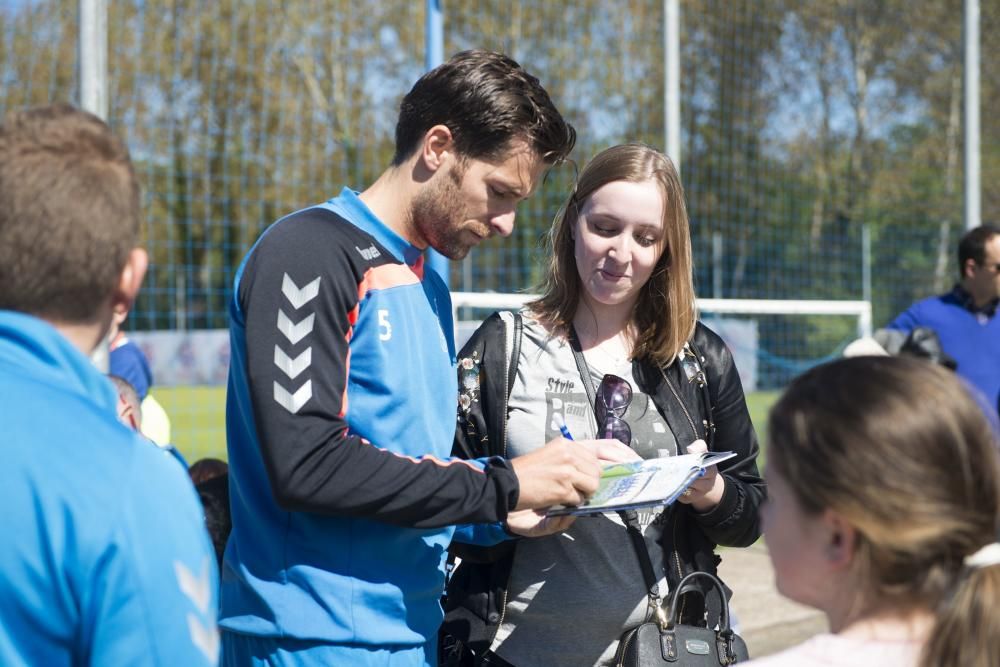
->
[152, 386, 228, 463]
[155, 385, 781, 467]
[745, 390, 779, 468]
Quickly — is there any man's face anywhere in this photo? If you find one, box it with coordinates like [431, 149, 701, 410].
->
[965, 235, 1000, 304]
[410, 139, 547, 260]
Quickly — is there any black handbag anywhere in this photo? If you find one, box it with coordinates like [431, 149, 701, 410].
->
[614, 511, 749, 666]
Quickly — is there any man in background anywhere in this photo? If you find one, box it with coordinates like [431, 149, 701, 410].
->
[0, 104, 219, 665]
[110, 372, 189, 468]
[109, 309, 174, 445]
[222, 50, 631, 666]
[886, 225, 1000, 415]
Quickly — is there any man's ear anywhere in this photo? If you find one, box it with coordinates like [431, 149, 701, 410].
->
[822, 509, 857, 571]
[963, 257, 978, 281]
[419, 125, 455, 173]
[111, 248, 148, 318]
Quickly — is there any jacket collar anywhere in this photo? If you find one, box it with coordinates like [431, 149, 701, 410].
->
[950, 284, 998, 318]
[0, 311, 118, 415]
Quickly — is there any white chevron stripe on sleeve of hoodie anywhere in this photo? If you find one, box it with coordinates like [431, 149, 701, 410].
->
[277, 310, 315, 345]
[282, 273, 321, 309]
[174, 559, 212, 614]
[174, 558, 219, 662]
[186, 613, 220, 663]
[274, 379, 313, 414]
[274, 345, 312, 379]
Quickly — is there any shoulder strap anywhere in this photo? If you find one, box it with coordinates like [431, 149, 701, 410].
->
[506, 313, 523, 402]
[568, 325, 599, 430]
[567, 326, 660, 600]
[621, 510, 661, 602]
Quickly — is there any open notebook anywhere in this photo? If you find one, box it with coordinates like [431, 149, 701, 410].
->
[546, 451, 738, 517]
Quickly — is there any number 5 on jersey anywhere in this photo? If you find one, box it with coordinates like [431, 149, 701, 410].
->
[378, 309, 392, 341]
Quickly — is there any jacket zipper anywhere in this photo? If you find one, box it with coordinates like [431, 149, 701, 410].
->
[660, 366, 698, 438]
[671, 510, 686, 620]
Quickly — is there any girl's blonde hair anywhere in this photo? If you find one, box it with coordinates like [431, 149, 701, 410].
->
[528, 143, 695, 365]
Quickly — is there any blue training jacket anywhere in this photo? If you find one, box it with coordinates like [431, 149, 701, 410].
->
[220, 189, 517, 657]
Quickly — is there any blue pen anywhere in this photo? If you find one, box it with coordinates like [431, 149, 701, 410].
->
[555, 414, 574, 441]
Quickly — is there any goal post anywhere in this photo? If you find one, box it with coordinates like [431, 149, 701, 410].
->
[452, 292, 872, 338]
[451, 292, 873, 392]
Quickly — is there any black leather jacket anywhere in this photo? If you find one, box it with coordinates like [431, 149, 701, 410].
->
[441, 313, 766, 662]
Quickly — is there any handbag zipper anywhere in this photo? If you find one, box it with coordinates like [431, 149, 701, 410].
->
[615, 627, 638, 667]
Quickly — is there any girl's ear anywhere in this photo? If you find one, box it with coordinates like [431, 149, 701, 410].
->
[822, 509, 857, 571]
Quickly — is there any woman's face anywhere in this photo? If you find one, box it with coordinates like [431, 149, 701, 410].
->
[573, 179, 666, 313]
[760, 462, 834, 611]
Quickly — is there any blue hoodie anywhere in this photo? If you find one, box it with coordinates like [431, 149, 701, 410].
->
[0, 311, 219, 666]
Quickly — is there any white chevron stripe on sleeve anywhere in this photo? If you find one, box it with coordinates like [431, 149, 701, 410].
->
[282, 273, 321, 309]
[186, 613, 220, 663]
[277, 310, 315, 345]
[274, 345, 312, 379]
[174, 558, 212, 615]
[274, 379, 313, 414]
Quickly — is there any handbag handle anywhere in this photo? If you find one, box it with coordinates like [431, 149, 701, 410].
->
[665, 570, 733, 634]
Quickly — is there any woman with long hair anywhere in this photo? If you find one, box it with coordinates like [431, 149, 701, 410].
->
[749, 355, 1000, 666]
[442, 143, 764, 666]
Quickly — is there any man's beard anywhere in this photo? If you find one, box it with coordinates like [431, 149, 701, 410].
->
[410, 166, 483, 261]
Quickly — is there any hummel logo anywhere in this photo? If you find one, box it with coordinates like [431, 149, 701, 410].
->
[356, 244, 381, 260]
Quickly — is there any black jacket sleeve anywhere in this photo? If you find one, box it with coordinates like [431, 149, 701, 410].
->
[239, 211, 518, 528]
[688, 323, 766, 547]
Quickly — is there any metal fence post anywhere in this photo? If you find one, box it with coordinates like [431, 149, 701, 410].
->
[965, 0, 980, 230]
[79, 0, 108, 120]
[665, 0, 681, 172]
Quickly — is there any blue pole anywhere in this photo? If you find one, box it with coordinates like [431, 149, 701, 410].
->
[426, 0, 443, 70]
[425, 0, 450, 286]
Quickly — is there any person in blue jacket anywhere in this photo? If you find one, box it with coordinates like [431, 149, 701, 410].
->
[886, 224, 1000, 417]
[222, 50, 634, 667]
[0, 104, 219, 666]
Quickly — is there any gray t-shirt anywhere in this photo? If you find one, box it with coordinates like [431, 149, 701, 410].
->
[491, 314, 679, 667]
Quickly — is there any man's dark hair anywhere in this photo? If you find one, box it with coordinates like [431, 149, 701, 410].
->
[958, 224, 1000, 278]
[392, 49, 576, 166]
[195, 473, 231, 570]
[0, 104, 141, 322]
[188, 457, 229, 485]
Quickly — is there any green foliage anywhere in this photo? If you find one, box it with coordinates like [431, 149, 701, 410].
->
[2, 0, 999, 389]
